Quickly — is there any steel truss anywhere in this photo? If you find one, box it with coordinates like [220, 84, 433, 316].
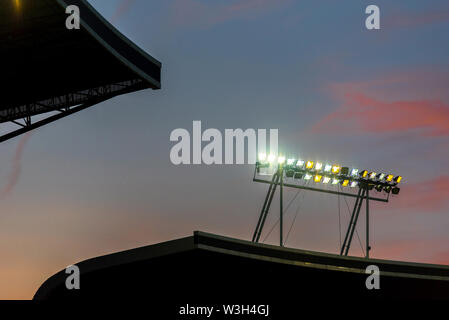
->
[0, 79, 146, 143]
[252, 166, 389, 257]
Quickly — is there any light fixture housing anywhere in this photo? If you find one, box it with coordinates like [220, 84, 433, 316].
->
[392, 187, 400, 195]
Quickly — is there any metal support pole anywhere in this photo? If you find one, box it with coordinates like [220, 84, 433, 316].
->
[344, 188, 366, 256]
[254, 173, 280, 243]
[366, 188, 370, 259]
[340, 187, 363, 255]
[280, 167, 284, 247]
[252, 172, 277, 242]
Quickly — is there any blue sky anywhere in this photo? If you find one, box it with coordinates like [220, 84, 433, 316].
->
[1, 0, 449, 298]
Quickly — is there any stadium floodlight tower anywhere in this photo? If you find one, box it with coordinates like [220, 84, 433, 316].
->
[252, 153, 402, 258]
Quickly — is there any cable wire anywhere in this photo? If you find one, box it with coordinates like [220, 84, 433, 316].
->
[342, 190, 365, 256]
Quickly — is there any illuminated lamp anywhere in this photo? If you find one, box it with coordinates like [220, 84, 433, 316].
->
[360, 170, 368, 178]
[332, 165, 341, 174]
[306, 161, 314, 169]
[394, 176, 402, 184]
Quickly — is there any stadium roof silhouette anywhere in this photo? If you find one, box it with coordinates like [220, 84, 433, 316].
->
[34, 231, 449, 303]
[0, 0, 161, 142]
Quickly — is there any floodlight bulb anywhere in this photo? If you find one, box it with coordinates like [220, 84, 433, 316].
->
[267, 154, 275, 163]
[350, 181, 358, 188]
[278, 156, 286, 164]
[314, 175, 322, 183]
[287, 158, 295, 165]
[360, 170, 368, 178]
[394, 176, 402, 183]
[351, 168, 359, 176]
[304, 174, 312, 180]
[332, 165, 341, 174]
[369, 172, 377, 180]
[331, 178, 340, 185]
[378, 173, 386, 180]
[323, 176, 331, 184]
[258, 153, 266, 161]
[324, 164, 332, 172]
[315, 162, 323, 171]
[306, 161, 314, 169]
[341, 179, 350, 187]
[386, 174, 394, 182]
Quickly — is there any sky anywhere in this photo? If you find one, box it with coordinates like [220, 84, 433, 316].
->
[1, 0, 449, 299]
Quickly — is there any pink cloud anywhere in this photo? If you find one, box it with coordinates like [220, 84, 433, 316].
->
[0, 133, 31, 199]
[169, 0, 290, 28]
[388, 176, 449, 212]
[110, 0, 136, 23]
[385, 7, 449, 28]
[311, 93, 449, 137]
[311, 68, 449, 138]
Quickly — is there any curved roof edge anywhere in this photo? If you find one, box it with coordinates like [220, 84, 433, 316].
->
[56, 0, 161, 89]
[34, 231, 449, 300]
